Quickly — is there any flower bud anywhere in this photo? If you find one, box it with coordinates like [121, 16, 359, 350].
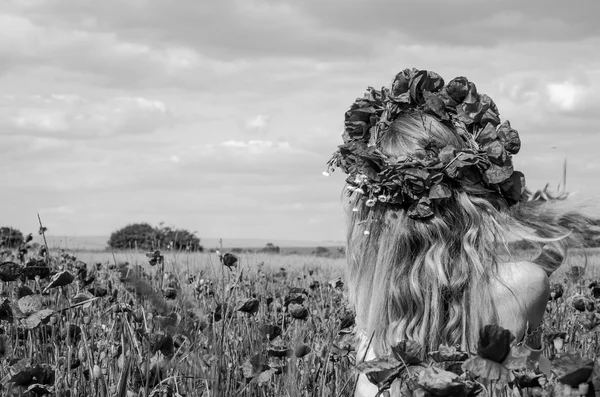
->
[363, 230, 370, 235]
[50, 316, 58, 325]
[92, 364, 102, 379]
[538, 376, 547, 387]
[322, 171, 330, 177]
[78, 347, 87, 363]
[562, 384, 572, 396]
[553, 337, 564, 352]
[355, 188, 365, 195]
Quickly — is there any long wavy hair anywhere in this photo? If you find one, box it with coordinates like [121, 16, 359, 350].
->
[345, 111, 597, 357]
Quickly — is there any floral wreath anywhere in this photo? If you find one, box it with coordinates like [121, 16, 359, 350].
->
[325, 68, 526, 219]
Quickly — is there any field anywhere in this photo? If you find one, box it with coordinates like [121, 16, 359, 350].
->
[1, 245, 600, 396]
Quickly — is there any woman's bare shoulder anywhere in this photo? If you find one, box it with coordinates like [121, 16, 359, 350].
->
[490, 261, 550, 339]
[494, 261, 550, 294]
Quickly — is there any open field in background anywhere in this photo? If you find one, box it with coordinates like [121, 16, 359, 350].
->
[3, 243, 600, 396]
[30, 236, 346, 256]
[77, 251, 346, 276]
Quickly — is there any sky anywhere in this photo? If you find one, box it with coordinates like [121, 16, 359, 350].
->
[1, 0, 600, 242]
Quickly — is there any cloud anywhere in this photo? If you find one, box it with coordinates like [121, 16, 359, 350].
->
[220, 140, 289, 153]
[15, 0, 600, 63]
[547, 81, 585, 111]
[0, 95, 173, 139]
[289, 0, 600, 47]
[243, 114, 271, 135]
[14, 0, 371, 61]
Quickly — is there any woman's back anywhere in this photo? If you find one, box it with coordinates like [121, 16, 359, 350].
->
[354, 260, 550, 397]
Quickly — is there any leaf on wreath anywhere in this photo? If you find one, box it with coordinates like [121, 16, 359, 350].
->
[417, 367, 467, 396]
[462, 355, 514, 384]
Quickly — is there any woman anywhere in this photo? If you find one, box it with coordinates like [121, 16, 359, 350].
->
[325, 68, 596, 396]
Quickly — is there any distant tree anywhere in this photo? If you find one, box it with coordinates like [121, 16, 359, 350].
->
[108, 222, 204, 251]
[261, 242, 280, 254]
[313, 246, 330, 257]
[155, 222, 203, 251]
[0, 227, 24, 249]
[108, 223, 157, 250]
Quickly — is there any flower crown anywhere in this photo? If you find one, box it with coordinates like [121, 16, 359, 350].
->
[326, 68, 526, 219]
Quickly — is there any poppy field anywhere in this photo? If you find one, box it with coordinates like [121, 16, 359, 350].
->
[2, 242, 600, 397]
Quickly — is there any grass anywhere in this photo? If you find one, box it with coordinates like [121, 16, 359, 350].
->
[1, 245, 600, 396]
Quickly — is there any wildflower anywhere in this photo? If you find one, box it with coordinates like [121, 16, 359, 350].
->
[354, 175, 364, 184]
[378, 195, 388, 202]
[355, 188, 365, 195]
[352, 207, 359, 212]
[365, 199, 376, 207]
[364, 230, 370, 235]
[550, 283, 564, 300]
[220, 253, 238, 269]
[237, 298, 260, 316]
[288, 303, 309, 320]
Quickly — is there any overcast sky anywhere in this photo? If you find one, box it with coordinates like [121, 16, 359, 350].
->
[1, 0, 599, 241]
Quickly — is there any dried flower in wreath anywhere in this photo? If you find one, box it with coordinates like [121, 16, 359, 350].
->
[326, 68, 526, 219]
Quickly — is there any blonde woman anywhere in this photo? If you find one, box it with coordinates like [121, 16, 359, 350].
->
[326, 68, 596, 396]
